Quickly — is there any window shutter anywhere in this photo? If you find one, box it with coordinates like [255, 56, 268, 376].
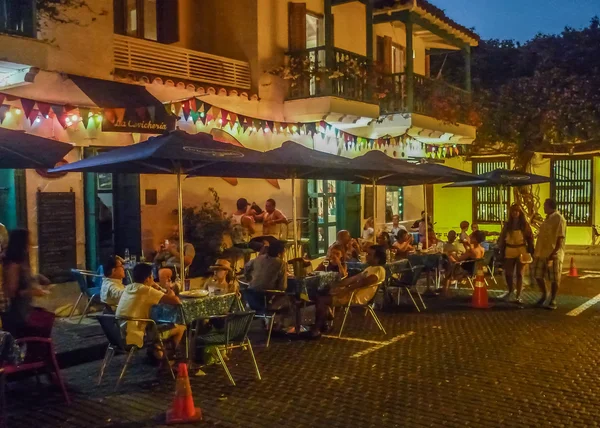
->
[288, 2, 307, 51]
[113, 0, 125, 35]
[382, 35, 392, 73]
[376, 36, 384, 68]
[157, 0, 179, 44]
[425, 52, 431, 77]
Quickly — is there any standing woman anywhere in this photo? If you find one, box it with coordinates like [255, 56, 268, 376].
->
[498, 204, 534, 303]
[2, 229, 51, 338]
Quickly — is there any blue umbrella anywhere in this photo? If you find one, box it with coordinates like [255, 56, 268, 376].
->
[50, 131, 270, 283]
[0, 127, 73, 169]
[443, 169, 551, 188]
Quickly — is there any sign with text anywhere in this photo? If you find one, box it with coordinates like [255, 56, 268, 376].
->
[102, 107, 175, 134]
[37, 192, 77, 283]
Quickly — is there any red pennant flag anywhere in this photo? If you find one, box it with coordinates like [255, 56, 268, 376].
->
[188, 98, 196, 112]
[20, 98, 35, 118]
[56, 114, 68, 129]
[37, 102, 51, 118]
[135, 107, 148, 121]
[0, 93, 5, 106]
[27, 108, 39, 124]
[64, 104, 76, 113]
[181, 102, 191, 121]
[51, 105, 64, 118]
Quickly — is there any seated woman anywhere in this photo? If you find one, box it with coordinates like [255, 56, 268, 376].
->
[316, 245, 348, 278]
[376, 231, 392, 250]
[204, 259, 236, 294]
[310, 245, 387, 338]
[392, 229, 415, 259]
[443, 231, 486, 295]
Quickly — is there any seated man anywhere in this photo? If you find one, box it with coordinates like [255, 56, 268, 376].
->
[244, 240, 289, 313]
[443, 230, 462, 255]
[100, 256, 126, 307]
[443, 231, 486, 295]
[311, 245, 387, 337]
[328, 230, 360, 262]
[315, 245, 348, 278]
[116, 263, 185, 360]
[389, 215, 406, 243]
[154, 228, 195, 271]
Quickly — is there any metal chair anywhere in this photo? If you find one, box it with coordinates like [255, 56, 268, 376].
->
[338, 280, 387, 338]
[239, 281, 286, 348]
[95, 314, 175, 390]
[388, 265, 426, 311]
[454, 258, 486, 289]
[192, 311, 260, 386]
[483, 250, 498, 286]
[69, 268, 103, 324]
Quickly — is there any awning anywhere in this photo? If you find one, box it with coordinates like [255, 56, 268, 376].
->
[68, 75, 165, 109]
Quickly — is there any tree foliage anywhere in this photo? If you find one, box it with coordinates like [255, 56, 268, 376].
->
[471, 18, 600, 164]
[36, 0, 106, 28]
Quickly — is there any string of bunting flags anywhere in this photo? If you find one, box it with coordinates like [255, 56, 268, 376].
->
[0, 91, 467, 159]
[166, 97, 468, 159]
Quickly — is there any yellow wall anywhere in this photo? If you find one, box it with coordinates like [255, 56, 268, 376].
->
[333, 2, 367, 56]
[374, 22, 427, 75]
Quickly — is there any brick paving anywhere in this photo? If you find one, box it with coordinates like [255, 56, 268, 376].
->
[6, 277, 600, 428]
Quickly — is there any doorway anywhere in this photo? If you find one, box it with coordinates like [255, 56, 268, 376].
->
[83, 148, 141, 269]
[0, 169, 27, 231]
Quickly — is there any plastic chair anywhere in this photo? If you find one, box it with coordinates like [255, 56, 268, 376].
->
[338, 280, 387, 338]
[454, 258, 486, 289]
[192, 311, 260, 386]
[483, 250, 498, 286]
[95, 314, 175, 390]
[69, 268, 104, 324]
[239, 281, 286, 348]
[388, 265, 426, 311]
[0, 336, 70, 420]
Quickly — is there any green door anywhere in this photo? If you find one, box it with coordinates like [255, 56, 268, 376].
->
[0, 169, 27, 230]
[307, 180, 339, 257]
[338, 181, 361, 238]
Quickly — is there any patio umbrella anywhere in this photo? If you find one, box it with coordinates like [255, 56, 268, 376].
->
[50, 130, 269, 284]
[443, 168, 551, 221]
[0, 127, 73, 169]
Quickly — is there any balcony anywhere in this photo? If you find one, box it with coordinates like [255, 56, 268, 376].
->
[285, 47, 373, 103]
[378, 73, 472, 122]
[113, 34, 252, 90]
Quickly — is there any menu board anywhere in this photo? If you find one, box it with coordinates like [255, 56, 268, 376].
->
[37, 192, 77, 282]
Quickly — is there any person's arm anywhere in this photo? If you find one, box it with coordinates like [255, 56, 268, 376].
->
[549, 218, 566, 259]
[253, 212, 266, 223]
[272, 210, 288, 225]
[338, 262, 348, 278]
[4, 263, 47, 298]
[159, 288, 181, 306]
[36, 274, 51, 286]
[347, 273, 379, 291]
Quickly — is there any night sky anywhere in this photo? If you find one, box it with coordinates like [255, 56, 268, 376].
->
[431, 0, 599, 41]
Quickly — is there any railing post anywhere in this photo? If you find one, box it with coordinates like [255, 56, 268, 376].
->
[365, 0, 373, 101]
[405, 14, 414, 112]
[324, 0, 334, 95]
[463, 45, 472, 94]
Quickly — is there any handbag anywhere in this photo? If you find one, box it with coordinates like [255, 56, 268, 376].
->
[519, 252, 533, 264]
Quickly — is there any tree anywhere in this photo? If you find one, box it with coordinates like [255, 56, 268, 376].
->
[37, 0, 107, 28]
[435, 18, 600, 227]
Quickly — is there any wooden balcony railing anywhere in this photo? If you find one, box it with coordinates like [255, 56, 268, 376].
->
[113, 34, 252, 89]
[285, 47, 372, 103]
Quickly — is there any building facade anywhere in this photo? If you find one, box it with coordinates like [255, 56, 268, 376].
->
[0, 0, 494, 278]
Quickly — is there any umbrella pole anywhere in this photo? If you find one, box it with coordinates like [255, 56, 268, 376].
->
[423, 184, 429, 249]
[372, 178, 377, 244]
[292, 175, 299, 258]
[177, 168, 185, 287]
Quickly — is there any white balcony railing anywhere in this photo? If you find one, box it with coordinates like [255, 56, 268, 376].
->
[113, 34, 252, 89]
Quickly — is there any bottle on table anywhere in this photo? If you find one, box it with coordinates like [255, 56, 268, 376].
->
[124, 248, 130, 262]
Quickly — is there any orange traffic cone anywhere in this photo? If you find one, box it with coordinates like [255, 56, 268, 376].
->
[471, 267, 489, 309]
[166, 363, 202, 424]
[568, 257, 578, 277]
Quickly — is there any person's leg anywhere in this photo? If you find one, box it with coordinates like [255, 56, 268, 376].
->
[168, 324, 186, 350]
[502, 258, 516, 299]
[313, 295, 333, 332]
[515, 260, 525, 302]
[532, 257, 548, 306]
[548, 260, 562, 309]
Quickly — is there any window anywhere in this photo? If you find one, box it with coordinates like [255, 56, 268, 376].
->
[551, 158, 593, 226]
[114, 0, 178, 44]
[0, 0, 35, 37]
[473, 160, 509, 224]
[308, 180, 338, 256]
[305, 13, 323, 49]
[386, 186, 404, 222]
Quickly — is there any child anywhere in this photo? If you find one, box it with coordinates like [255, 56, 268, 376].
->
[443, 230, 462, 255]
[459, 221, 470, 243]
[443, 231, 486, 295]
[204, 259, 235, 294]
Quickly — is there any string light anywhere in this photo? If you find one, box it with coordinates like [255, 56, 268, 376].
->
[14, 109, 21, 115]
[5, 111, 11, 119]
[34, 117, 41, 124]
[71, 114, 79, 122]
[264, 127, 270, 133]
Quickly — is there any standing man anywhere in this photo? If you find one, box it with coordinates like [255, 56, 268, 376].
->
[532, 198, 567, 310]
[255, 199, 288, 237]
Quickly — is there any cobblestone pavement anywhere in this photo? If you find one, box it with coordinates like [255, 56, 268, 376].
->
[6, 276, 600, 428]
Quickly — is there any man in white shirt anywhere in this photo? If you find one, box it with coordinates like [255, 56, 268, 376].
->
[116, 264, 185, 359]
[311, 245, 387, 337]
[532, 198, 567, 310]
[389, 215, 407, 243]
[100, 257, 126, 307]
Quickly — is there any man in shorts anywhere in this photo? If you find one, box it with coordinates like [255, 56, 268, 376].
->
[532, 198, 567, 310]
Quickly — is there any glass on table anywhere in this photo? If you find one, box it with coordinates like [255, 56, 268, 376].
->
[322, 258, 330, 272]
[130, 255, 137, 264]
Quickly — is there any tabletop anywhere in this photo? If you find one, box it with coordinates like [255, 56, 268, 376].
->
[151, 293, 237, 325]
[287, 272, 340, 300]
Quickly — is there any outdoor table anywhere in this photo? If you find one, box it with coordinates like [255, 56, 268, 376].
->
[0, 331, 23, 366]
[286, 272, 340, 335]
[151, 293, 237, 325]
[346, 259, 411, 278]
[408, 252, 445, 292]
